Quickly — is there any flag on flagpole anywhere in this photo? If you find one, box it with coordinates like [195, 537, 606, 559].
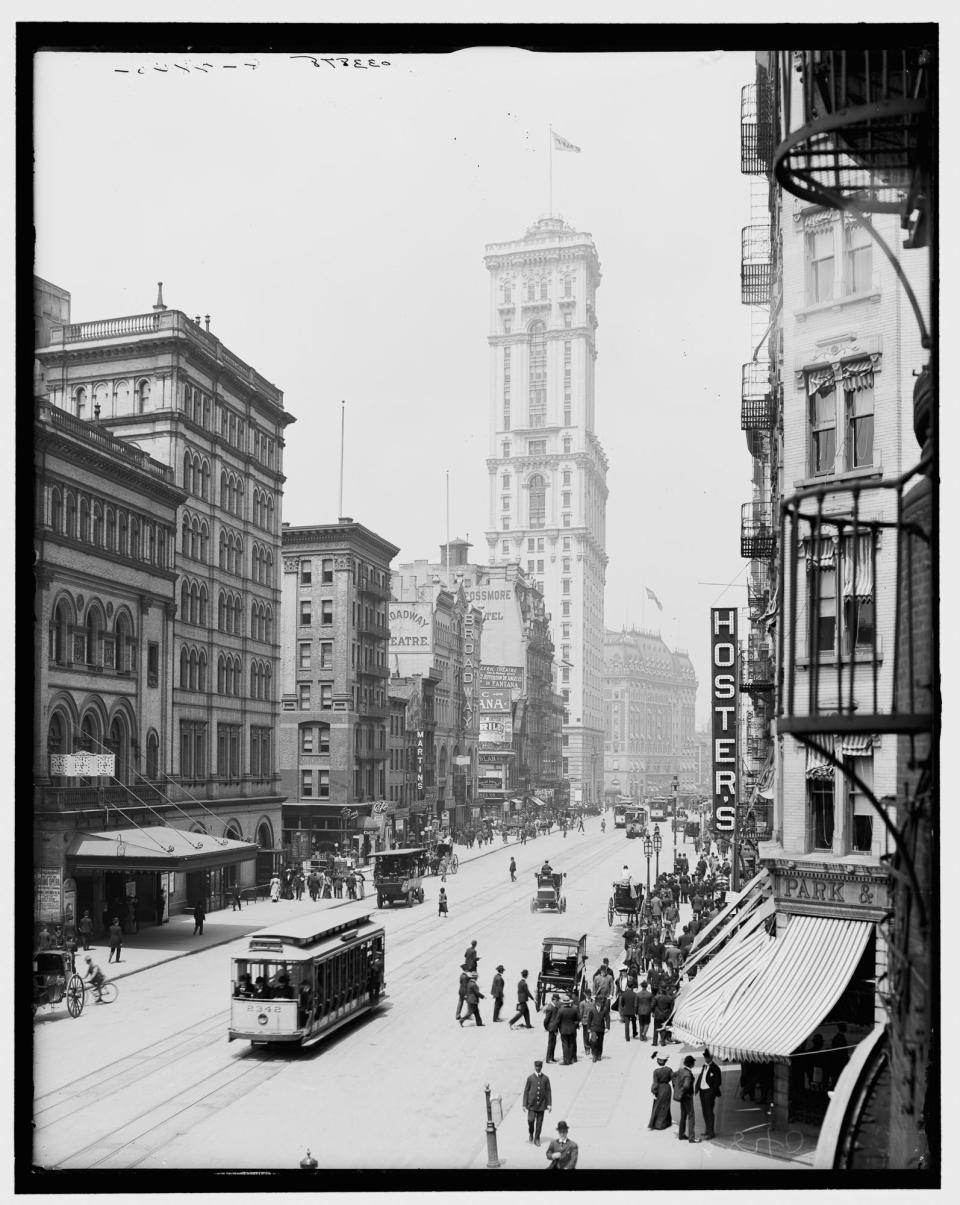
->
[552, 130, 581, 153]
[645, 587, 664, 612]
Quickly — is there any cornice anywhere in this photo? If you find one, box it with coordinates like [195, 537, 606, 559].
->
[36, 427, 187, 509]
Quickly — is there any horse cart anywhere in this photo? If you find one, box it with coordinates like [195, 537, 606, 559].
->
[535, 934, 588, 1008]
[607, 880, 642, 927]
[427, 841, 458, 877]
[530, 870, 567, 913]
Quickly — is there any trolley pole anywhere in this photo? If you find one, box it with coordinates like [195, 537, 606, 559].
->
[484, 1083, 502, 1168]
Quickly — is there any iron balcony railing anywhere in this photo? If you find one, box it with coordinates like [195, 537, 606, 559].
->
[741, 81, 774, 175]
[741, 225, 772, 306]
[773, 49, 932, 229]
[741, 361, 776, 430]
[741, 497, 775, 559]
[778, 462, 933, 737]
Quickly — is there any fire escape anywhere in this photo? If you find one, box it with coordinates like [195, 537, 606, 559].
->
[770, 47, 935, 1170]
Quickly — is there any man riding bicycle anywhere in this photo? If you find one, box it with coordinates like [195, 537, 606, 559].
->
[84, 955, 106, 1002]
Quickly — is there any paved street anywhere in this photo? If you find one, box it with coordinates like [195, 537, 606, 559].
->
[33, 825, 811, 1171]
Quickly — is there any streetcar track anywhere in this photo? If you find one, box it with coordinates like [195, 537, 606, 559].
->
[35, 829, 638, 1169]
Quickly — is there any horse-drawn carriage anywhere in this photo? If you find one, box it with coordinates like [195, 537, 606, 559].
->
[607, 879, 642, 926]
[33, 947, 86, 1018]
[535, 934, 588, 1008]
[426, 840, 459, 877]
[530, 869, 567, 913]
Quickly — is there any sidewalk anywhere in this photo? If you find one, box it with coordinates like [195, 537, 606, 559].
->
[81, 833, 523, 983]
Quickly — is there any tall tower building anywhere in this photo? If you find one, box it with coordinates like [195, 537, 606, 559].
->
[483, 217, 608, 806]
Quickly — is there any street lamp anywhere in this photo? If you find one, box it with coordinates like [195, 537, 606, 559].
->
[653, 826, 663, 882]
[642, 832, 653, 917]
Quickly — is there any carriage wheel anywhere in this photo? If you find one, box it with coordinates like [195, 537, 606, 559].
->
[99, 981, 118, 1005]
[451, 854, 459, 873]
[560, 898, 567, 913]
[418, 887, 425, 904]
[377, 895, 384, 909]
[607, 900, 614, 926]
[66, 975, 85, 1017]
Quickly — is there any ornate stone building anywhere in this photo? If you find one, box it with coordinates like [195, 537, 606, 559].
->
[483, 217, 608, 807]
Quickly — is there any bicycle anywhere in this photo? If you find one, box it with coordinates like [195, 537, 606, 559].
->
[92, 979, 119, 1005]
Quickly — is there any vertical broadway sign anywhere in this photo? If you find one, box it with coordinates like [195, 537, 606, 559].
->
[711, 608, 738, 833]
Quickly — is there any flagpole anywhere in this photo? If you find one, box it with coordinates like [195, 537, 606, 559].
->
[338, 400, 345, 518]
[548, 125, 553, 217]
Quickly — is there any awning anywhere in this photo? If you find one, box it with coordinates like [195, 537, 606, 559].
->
[66, 826, 259, 873]
[684, 872, 775, 975]
[687, 869, 771, 960]
[673, 913, 874, 1062]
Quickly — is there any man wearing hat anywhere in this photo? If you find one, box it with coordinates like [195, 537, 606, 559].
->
[509, 969, 537, 1029]
[462, 940, 479, 973]
[696, 1049, 723, 1139]
[543, 993, 562, 1063]
[545, 1120, 578, 1168]
[491, 964, 506, 1022]
[521, 1059, 552, 1145]
[675, 1054, 699, 1142]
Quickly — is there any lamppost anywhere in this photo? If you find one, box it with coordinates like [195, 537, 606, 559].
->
[653, 826, 663, 883]
[643, 832, 653, 918]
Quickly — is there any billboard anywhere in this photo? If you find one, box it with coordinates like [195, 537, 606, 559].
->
[480, 664, 524, 691]
[479, 686, 512, 713]
[710, 608, 738, 834]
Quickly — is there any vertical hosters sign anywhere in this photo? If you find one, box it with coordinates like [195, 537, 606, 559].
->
[710, 608, 738, 833]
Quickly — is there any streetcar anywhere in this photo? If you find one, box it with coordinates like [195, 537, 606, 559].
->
[613, 802, 628, 829]
[228, 906, 386, 1047]
[647, 797, 669, 824]
[624, 805, 648, 839]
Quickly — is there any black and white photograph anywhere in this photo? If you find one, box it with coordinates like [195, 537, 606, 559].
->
[19, 12, 940, 1189]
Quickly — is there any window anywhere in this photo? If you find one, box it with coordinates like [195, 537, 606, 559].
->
[806, 225, 835, 304]
[527, 538, 535, 552]
[502, 441, 511, 457]
[321, 558, 334, 583]
[527, 559, 535, 573]
[562, 470, 571, 486]
[562, 514, 571, 528]
[501, 495, 510, 512]
[501, 518, 510, 530]
[562, 668, 570, 683]
[844, 221, 872, 294]
[528, 439, 546, 456]
[300, 561, 312, 585]
[502, 473, 511, 489]
[320, 641, 333, 668]
[562, 578, 571, 594]
[299, 643, 311, 670]
[501, 542, 509, 555]
[562, 601, 571, 617]
[562, 491, 572, 508]
[300, 724, 314, 753]
[561, 644, 570, 661]
[179, 720, 207, 779]
[562, 623, 570, 639]
[537, 538, 544, 552]
[562, 557, 570, 572]
[537, 559, 544, 573]
[528, 474, 546, 529]
[321, 685, 332, 710]
[301, 770, 314, 797]
[844, 385, 874, 470]
[810, 779, 834, 850]
[563, 313, 572, 330]
[250, 726, 272, 778]
[300, 601, 312, 626]
[217, 723, 241, 779]
[317, 769, 330, 799]
[147, 641, 159, 687]
[808, 381, 836, 476]
[321, 600, 333, 625]
[299, 684, 311, 709]
[528, 321, 546, 426]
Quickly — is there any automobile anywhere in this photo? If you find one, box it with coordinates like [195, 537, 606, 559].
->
[535, 934, 588, 1008]
[370, 847, 427, 908]
[530, 869, 567, 913]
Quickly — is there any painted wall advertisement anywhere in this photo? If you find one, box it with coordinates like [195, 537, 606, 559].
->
[389, 603, 433, 651]
[710, 607, 738, 834]
[479, 767, 506, 792]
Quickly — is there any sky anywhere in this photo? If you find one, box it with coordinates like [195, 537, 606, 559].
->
[34, 43, 779, 726]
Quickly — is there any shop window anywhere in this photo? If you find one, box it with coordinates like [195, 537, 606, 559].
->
[810, 779, 834, 850]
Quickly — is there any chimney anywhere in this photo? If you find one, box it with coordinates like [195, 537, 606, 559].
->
[152, 282, 166, 311]
[204, 315, 211, 332]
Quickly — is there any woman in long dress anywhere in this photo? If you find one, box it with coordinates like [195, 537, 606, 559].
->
[648, 1053, 674, 1130]
[269, 875, 281, 903]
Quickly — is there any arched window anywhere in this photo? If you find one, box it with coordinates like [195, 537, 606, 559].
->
[265, 605, 273, 643]
[49, 599, 70, 663]
[218, 591, 227, 632]
[146, 731, 159, 779]
[137, 378, 150, 412]
[146, 523, 156, 562]
[264, 664, 272, 700]
[118, 511, 128, 556]
[129, 516, 140, 559]
[48, 712, 68, 773]
[528, 473, 546, 529]
[190, 582, 200, 625]
[198, 650, 207, 692]
[182, 513, 190, 555]
[78, 498, 90, 542]
[115, 610, 132, 672]
[267, 497, 274, 532]
[184, 452, 194, 494]
[65, 493, 77, 539]
[218, 655, 226, 694]
[528, 321, 547, 426]
[50, 488, 63, 533]
[265, 550, 273, 586]
[74, 386, 87, 419]
[200, 460, 210, 501]
[156, 529, 165, 568]
[105, 507, 116, 550]
[220, 471, 228, 508]
[181, 580, 190, 621]
[219, 530, 227, 570]
[189, 649, 199, 691]
[78, 711, 99, 756]
[250, 661, 258, 698]
[180, 646, 189, 688]
[250, 600, 258, 638]
[92, 503, 103, 546]
[85, 607, 102, 665]
[199, 584, 208, 626]
[199, 521, 208, 561]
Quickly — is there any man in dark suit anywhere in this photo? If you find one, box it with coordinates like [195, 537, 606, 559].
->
[463, 940, 479, 973]
[543, 993, 562, 1062]
[460, 974, 484, 1026]
[491, 964, 506, 1022]
[696, 1049, 723, 1139]
[557, 995, 580, 1063]
[545, 1120, 578, 1168]
[635, 981, 653, 1041]
[521, 1060, 552, 1145]
[509, 969, 537, 1029]
[675, 1054, 699, 1142]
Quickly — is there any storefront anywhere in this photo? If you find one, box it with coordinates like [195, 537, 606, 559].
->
[672, 858, 889, 1135]
[64, 826, 259, 927]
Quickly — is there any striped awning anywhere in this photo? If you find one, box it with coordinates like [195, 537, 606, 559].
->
[672, 913, 873, 1062]
[684, 885, 775, 975]
[686, 869, 770, 964]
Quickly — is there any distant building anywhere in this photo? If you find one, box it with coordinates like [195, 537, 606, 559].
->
[279, 519, 399, 861]
[483, 216, 608, 808]
[389, 559, 483, 834]
[602, 628, 698, 804]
